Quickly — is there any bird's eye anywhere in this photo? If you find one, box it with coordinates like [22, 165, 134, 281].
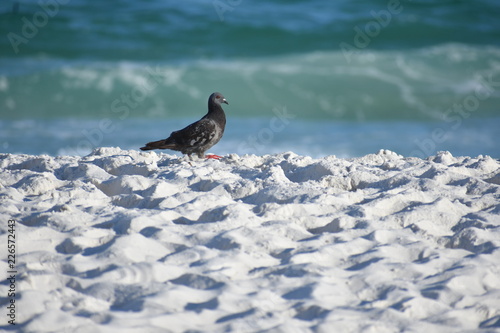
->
[216, 95, 221, 99]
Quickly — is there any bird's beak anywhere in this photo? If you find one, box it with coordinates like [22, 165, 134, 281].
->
[223, 99, 228, 105]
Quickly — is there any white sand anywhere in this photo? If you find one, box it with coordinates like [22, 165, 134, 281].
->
[1, 148, 500, 332]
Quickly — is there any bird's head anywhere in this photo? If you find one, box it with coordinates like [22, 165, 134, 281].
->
[212, 92, 228, 105]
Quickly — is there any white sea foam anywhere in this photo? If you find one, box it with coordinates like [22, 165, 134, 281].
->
[1, 148, 499, 331]
[2, 44, 499, 122]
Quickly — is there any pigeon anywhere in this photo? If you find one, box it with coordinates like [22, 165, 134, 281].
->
[140, 92, 228, 159]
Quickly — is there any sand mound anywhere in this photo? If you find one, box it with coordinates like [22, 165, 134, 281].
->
[1, 148, 499, 332]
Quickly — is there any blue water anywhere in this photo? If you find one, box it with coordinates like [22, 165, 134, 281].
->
[1, 0, 499, 157]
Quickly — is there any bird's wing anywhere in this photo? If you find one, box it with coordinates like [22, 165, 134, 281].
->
[170, 118, 218, 147]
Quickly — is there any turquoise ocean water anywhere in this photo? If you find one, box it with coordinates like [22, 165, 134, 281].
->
[1, 0, 499, 157]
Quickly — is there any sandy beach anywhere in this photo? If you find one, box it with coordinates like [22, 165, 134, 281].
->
[1, 148, 500, 332]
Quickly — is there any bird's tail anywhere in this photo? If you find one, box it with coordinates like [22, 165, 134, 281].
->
[140, 139, 175, 151]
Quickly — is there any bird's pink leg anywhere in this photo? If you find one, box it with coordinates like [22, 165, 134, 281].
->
[205, 154, 223, 160]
